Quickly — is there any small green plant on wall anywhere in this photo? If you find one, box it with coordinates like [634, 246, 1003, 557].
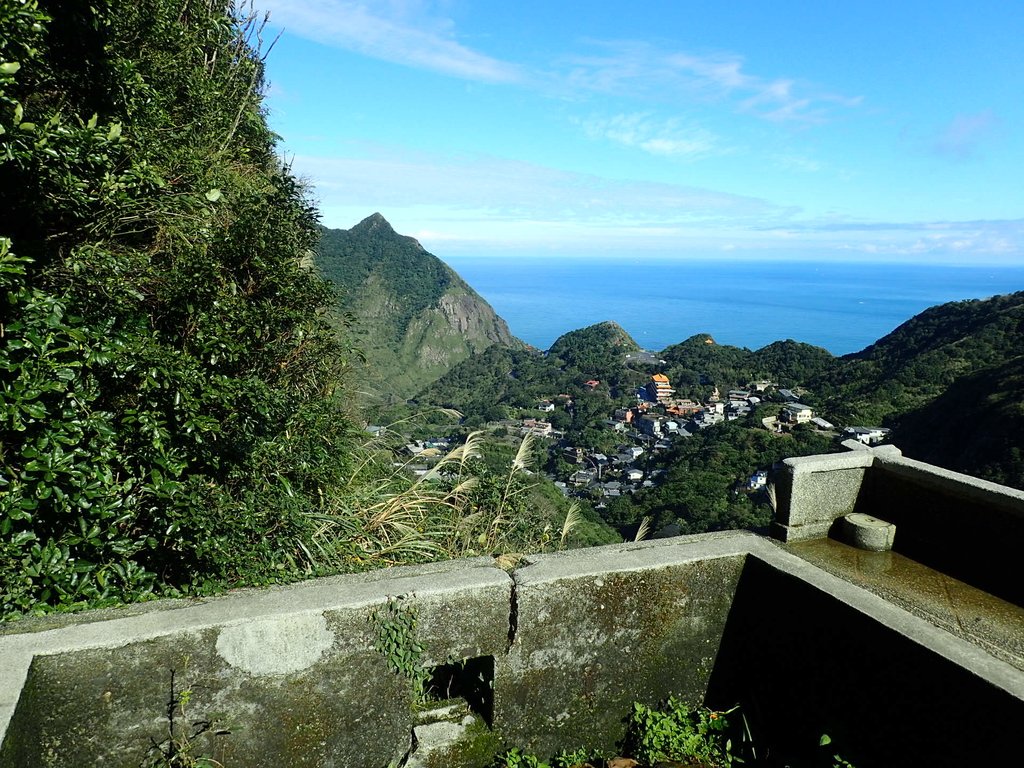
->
[370, 594, 430, 702]
[493, 698, 740, 768]
[142, 662, 227, 768]
[819, 734, 857, 768]
[495, 746, 594, 768]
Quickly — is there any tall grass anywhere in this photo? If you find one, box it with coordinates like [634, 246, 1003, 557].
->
[302, 429, 575, 572]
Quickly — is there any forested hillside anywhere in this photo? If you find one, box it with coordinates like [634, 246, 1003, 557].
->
[316, 213, 519, 400]
[892, 355, 1024, 489]
[812, 292, 1024, 425]
[660, 335, 835, 401]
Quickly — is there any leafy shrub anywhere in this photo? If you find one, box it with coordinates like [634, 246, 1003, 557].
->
[0, 0, 355, 616]
[623, 697, 737, 767]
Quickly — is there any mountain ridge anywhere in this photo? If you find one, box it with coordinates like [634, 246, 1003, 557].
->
[315, 214, 520, 400]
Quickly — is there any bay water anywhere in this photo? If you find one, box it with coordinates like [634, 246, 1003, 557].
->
[442, 257, 1024, 356]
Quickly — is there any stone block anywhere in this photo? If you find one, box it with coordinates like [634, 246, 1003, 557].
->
[841, 512, 896, 551]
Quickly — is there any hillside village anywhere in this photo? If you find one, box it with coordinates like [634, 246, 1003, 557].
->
[401, 365, 890, 511]
[513, 370, 888, 502]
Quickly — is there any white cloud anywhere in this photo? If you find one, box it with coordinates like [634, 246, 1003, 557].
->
[260, 0, 521, 83]
[261, 6, 859, 126]
[773, 154, 823, 173]
[293, 144, 1023, 260]
[771, 217, 1024, 259]
[563, 43, 860, 124]
[294, 144, 781, 222]
[574, 113, 723, 159]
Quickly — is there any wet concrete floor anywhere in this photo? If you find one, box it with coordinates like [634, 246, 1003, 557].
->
[787, 537, 1024, 671]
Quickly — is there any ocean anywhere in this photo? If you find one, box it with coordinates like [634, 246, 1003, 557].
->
[441, 257, 1024, 356]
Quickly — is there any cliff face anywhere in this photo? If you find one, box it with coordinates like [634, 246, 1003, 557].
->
[316, 214, 519, 399]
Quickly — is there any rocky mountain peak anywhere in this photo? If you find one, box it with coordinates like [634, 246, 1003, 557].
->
[352, 212, 395, 236]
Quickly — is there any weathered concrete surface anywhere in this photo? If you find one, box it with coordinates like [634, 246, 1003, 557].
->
[0, 557, 511, 768]
[496, 532, 751, 757]
[4, 505, 1024, 767]
[771, 450, 876, 541]
[788, 538, 1024, 672]
[0, 534, 758, 767]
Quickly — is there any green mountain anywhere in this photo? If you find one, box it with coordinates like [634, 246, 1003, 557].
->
[812, 291, 1024, 426]
[657, 335, 836, 401]
[548, 321, 640, 369]
[316, 214, 520, 399]
[892, 355, 1024, 489]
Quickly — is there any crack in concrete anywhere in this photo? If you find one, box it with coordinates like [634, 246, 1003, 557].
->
[506, 577, 519, 652]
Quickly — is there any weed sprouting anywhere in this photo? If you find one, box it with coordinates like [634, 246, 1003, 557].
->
[142, 665, 228, 768]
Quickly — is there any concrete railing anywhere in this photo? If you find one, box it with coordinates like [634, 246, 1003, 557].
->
[3, 452, 1024, 766]
[0, 534, 748, 768]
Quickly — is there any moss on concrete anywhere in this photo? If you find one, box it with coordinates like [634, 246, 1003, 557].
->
[496, 552, 746, 758]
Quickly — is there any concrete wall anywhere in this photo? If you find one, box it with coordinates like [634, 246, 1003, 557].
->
[3, 458, 1024, 767]
[1, 556, 513, 768]
[496, 536, 745, 757]
[773, 446, 1024, 605]
[707, 553, 1024, 766]
[0, 535, 749, 768]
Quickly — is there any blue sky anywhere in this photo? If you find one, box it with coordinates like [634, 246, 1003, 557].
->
[259, 1, 1024, 263]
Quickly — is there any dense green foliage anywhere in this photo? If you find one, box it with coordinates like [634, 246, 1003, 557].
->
[0, 0, 356, 616]
[467, 435, 620, 548]
[750, 339, 837, 387]
[802, 291, 1024, 487]
[0, 2, 606, 622]
[623, 697, 737, 767]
